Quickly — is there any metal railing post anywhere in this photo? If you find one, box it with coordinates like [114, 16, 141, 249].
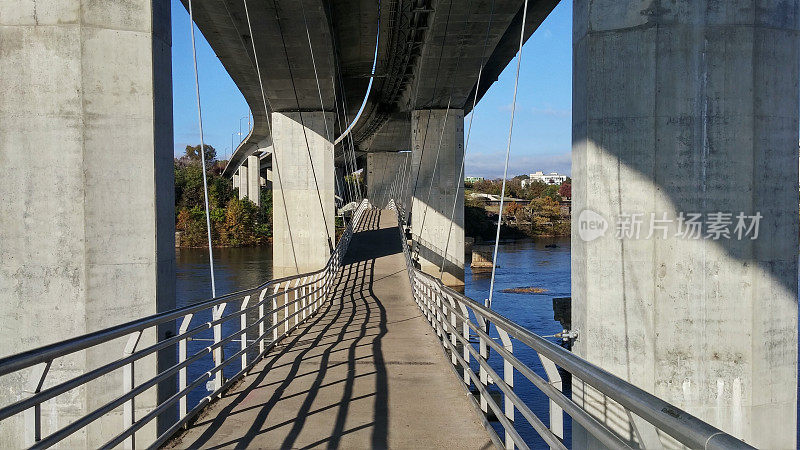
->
[283, 283, 291, 336]
[538, 354, 564, 444]
[314, 276, 320, 312]
[300, 276, 308, 322]
[23, 361, 51, 447]
[122, 331, 143, 450]
[458, 300, 471, 385]
[436, 290, 445, 339]
[272, 284, 281, 342]
[212, 303, 227, 391]
[178, 314, 193, 419]
[293, 279, 301, 328]
[475, 311, 489, 413]
[497, 328, 515, 450]
[447, 294, 458, 366]
[258, 289, 268, 354]
[240, 295, 251, 371]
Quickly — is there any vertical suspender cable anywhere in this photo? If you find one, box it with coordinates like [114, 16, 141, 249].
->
[406, 0, 454, 265]
[440, 0, 496, 279]
[271, 0, 334, 252]
[188, 0, 217, 297]
[242, 0, 300, 273]
[330, 75, 354, 205]
[416, 0, 474, 272]
[299, 0, 354, 228]
[487, 0, 529, 308]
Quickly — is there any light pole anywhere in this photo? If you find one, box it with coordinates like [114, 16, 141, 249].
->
[239, 115, 250, 140]
[231, 132, 240, 157]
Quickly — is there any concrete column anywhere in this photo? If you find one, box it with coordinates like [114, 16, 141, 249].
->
[410, 109, 465, 286]
[237, 164, 248, 200]
[233, 172, 240, 190]
[0, 0, 175, 447]
[272, 111, 335, 277]
[247, 154, 260, 206]
[264, 166, 272, 190]
[572, 1, 798, 448]
[366, 152, 411, 207]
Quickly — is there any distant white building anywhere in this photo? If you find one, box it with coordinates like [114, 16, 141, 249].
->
[522, 171, 567, 188]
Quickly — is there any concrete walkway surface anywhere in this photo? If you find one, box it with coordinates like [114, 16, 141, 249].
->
[166, 208, 492, 449]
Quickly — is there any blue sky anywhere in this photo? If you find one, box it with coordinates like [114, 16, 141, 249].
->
[171, 0, 572, 178]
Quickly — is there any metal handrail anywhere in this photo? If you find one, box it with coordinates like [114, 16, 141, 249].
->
[0, 199, 371, 449]
[387, 198, 754, 450]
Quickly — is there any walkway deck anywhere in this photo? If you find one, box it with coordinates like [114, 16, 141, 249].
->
[167, 208, 492, 449]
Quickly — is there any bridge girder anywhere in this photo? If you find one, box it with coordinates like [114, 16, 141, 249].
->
[182, 0, 558, 176]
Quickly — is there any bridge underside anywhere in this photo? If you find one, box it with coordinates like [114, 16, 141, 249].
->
[165, 209, 491, 449]
[181, 0, 558, 176]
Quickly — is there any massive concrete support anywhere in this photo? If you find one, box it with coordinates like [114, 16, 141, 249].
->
[410, 109, 465, 286]
[264, 166, 273, 190]
[247, 154, 260, 206]
[0, 0, 175, 447]
[272, 111, 335, 277]
[572, 1, 798, 447]
[237, 164, 248, 200]
[366, 152, 411, 207]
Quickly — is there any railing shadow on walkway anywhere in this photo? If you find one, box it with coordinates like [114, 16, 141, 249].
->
[167, 209, 392, 450]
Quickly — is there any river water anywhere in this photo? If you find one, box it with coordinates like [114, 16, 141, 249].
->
[176, 238, 571, 447]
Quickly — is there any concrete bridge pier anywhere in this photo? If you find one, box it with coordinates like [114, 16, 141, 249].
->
[264, 166, 273, 190]
[366, 152, 410, 207]
[572, 1, 798, 447]
[247, 154, 261, 206]
[236, 164, 248, 200]
[410, 109, 465, 287]
[271, 111, 336, 277]
[0, 0, 175, 447]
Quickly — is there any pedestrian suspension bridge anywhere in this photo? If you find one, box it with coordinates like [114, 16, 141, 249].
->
[0, 198, 752, 449]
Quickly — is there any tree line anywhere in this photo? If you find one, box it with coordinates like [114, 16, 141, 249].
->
[175, 145, 272, 247]
[465, 175, 571, 238]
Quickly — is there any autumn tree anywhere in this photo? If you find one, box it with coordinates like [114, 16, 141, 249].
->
[558, 181, 571, 199]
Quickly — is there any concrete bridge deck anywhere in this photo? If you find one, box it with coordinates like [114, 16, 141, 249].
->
[167, 208, 491, 449]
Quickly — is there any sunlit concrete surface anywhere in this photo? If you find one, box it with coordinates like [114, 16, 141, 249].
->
[0, 0, 175, 446]
[272, 111, 336, 278]
[571, 0, 799, 447]
[166, 209, 490, 449]
[410, 109, 466, 287]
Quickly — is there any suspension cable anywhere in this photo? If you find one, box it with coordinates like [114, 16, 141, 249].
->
[299, 0, 351, 226]
[332, 0, 381, 147]
[409, 0, 453, 223]
[326, 5, 364, 206]
[272, 0, 334, 252]
[488, 0, 529, 308]
[187, 0, 217, 297]
[242, 0, 300, 273]
[415, 0, 474, 270]
[300, 0, 332, 144]
[331, 81, 355, 207]
[440, 0, 496, 279]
